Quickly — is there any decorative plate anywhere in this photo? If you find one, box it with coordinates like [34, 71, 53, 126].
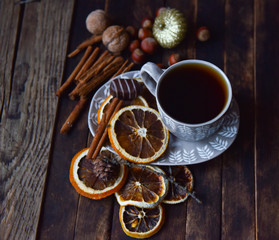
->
[88, 71, 240, 165]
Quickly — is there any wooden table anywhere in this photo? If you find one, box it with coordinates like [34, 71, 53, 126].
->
[1, 0, 279, 239]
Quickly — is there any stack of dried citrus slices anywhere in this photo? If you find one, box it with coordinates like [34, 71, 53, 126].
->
[69, 79, 195, 238]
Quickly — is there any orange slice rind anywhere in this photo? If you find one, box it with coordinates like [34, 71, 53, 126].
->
[161, 166, 194, 204]
[108, 105, 169, 164]
[69, 147, 128, 200]
[115, 165, 169, 208]
[97, 94, 149, 124]
[119, 204, 165, 239]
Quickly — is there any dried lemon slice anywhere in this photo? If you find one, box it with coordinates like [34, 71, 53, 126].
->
[108, 105, 169, 164]
[69, 148, 127, 200]
[115, 165, 168, 208]
[119, 204, 165, 238]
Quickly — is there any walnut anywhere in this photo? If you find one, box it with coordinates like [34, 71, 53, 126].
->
[102, 25, 130, 54]
[86, 9, 110, 35]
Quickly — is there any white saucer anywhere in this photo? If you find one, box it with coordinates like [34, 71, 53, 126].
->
[88, 71, 240, 165]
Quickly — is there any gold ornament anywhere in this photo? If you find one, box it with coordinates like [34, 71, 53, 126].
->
[153, 8, 186, 48]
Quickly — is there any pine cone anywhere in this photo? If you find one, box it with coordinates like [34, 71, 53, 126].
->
[93, 156, 118, 181]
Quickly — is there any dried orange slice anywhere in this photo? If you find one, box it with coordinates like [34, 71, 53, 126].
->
[115, 165, 168, 208]
[97, 95, 113, 123]
[108, 106, 169, 164]
[161, 166, 194, 204]
[69, 147, 128, 200]
[97, 94, 149, 123]
[119, 204, 165, 238]
[133, 77, 143, 83]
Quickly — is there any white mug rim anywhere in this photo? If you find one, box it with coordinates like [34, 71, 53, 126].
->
[155, 59, 232, 127]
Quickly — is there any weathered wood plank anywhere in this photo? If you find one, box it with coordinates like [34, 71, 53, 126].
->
[0, 0, 21, 181]
[255, 0, 279, 239]
[0, 0, 21, 113]
[0, 0, 74, 239]
[222, 0, 255, 239]
[184, 0, 225, 239]
[36, 0, 114, 239]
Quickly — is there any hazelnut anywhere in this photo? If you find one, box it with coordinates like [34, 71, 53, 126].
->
[126, 26, 137, 39]
[196, 26, 210, 42]
[168, 53, 180, 65]
[102, 25, 130, 54]
[131, 48, 145, 64]
[86, 9, 110, 35]
[156, 63, 165, 68]
[141, 37, 158, 54]
[141, 17, 153, 29]
[156, 7, 167, 16]
[138, 28, 153, 40]
[129, 39, 140, 52]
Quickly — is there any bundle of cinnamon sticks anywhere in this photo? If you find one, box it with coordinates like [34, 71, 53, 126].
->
[86, 97, 123, 160]
[57, 39, 135, 134]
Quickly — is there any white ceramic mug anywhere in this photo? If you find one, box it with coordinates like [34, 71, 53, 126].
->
[140, 60, 232, 141]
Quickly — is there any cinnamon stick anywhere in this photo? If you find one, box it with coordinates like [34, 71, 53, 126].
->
[68, 54, 114, 100]
[56, 46, 93, 97]
[75, 47, 100, 81]
[78, 50, 110, 82]
[68, 35, 102, 58]
[90, 50, 110, 69]
[105, 0, 109, 13]
[79, 54, 115, 85]
[60, 97, 88, 134]
[92, 99, 123, 159]
[86, 98, 122, 159]
[77, 57, 124, 98]
[67, 49, 80, 58]
[88, 60, 134, 157]
[93, 55, 115, 76]
[122, 62, 135, 73]
[111, 59, 129, 78]
[74, 50, 110, 87]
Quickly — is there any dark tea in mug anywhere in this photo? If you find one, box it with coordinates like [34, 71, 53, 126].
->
[157, 63, 229, 124]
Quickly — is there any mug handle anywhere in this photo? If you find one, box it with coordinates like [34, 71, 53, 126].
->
[140, 62, 164, 96]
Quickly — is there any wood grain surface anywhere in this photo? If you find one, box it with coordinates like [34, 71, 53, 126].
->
[0, 0, 74, 239]
[255, 0, 279, 239]
[1, 0, 279, 239]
